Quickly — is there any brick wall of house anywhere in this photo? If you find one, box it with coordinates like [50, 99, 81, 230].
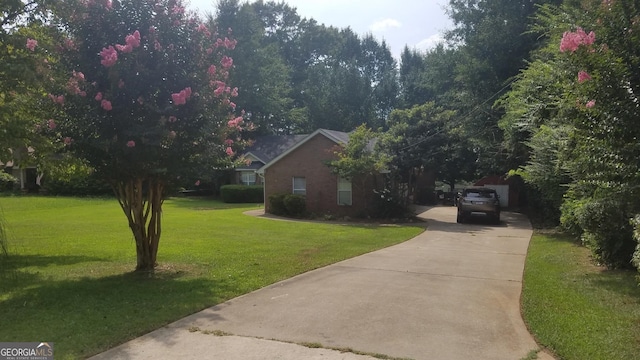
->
[263, 133, 372, 217]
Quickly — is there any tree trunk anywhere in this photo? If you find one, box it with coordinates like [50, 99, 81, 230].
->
[113, 177, 165, 271]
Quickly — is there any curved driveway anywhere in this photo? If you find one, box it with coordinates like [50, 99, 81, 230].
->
[91, 206, 553, 360]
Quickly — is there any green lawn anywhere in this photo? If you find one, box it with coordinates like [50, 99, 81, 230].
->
[522, 232, 640, 360]
[0, 196, 423, 359]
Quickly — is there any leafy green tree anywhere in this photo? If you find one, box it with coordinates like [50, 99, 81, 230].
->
[500, 0, 640, 269]
[399, 44, 458, 108]
[40, 0, 244, 270]
[326, 124, 391, 216]
[444, 0, 562, 173]
[327, 124, 387, 181]
[213, 0, 295, 135]
[0, 0, 62, 165]
[382, 102, 477, 203]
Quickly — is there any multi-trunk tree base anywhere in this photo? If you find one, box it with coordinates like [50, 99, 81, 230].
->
[113, 177, 165, 271]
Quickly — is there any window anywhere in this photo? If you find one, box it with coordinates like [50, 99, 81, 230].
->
[240, 171, 256, 185]
[337, 177, 352, 206]
[293, 177, 306, 195]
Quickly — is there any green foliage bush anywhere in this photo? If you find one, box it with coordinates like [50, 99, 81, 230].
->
[0, 172, 18, 191]
[560, 197, 587, 238]
[44, 174, 112, 196]
[630, 215, 640, 276]
[574, 197, 636, 269]
[371, 188, 408, 219]
[220, 185, 264, 203]
[268, 193, 287, 216]
[283, 194, 306, 217]
[42, 160, 112, 196]
[268, 193, 306, 217]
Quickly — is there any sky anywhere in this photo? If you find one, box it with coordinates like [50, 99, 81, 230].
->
[187, 0, 454, 58]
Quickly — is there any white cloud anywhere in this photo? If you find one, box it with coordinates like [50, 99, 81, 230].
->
[369, 18, 402, 32]
[415, 33, 444, 51]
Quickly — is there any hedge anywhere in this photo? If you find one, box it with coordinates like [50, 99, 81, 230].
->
[268, 193, 306, 218]
[220, 185, 264, 203]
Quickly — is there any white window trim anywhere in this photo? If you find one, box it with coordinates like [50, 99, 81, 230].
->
[240, 171, 256, 185]
[292, 177, 306, 195]
[337, 177, 352, 206]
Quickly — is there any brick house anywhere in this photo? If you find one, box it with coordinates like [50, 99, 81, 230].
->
[257, 129, 379, 217]
[234, 134, 307, 185]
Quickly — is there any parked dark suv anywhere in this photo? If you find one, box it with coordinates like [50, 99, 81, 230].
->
[456, 187, 501, 224]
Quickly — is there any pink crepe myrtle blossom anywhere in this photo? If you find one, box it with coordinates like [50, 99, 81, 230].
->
[231, 87, 239, 97]
[169, 115, 177, 122]
[227, 116, 243, 129]
[171, 5, 184, 15]
[154, 40, 162, 51]
[26, 38, 37, 51]
[586, 100, 596, 108]
[221, 56, 233, 69]
[578, 71, 592, 83]
[49, 94, 65, 105]
[171, 87, 192, 105]
[101, 99, 112, 111]
[137, 97, 144, 105]
[224, 139, 234, 145]
[560, 27, 596, 53]
[224, 37, 237, 50]
[66, 73, 86, 95]
[208, 65, 217, 76]
[95, 92, 103, 101]
[100, 45, 118, 67]
[225, 147, 234, 156]
[229, 102, 236, 110]
[126, 140, 136, 147]
[47, 119, 56, 130]
[64, 137, 73, 145]
[64, 38, 76, 50]
[116, 43, 133, 53]
[126, 30, 141, 48]
[195, 180, 201, 186]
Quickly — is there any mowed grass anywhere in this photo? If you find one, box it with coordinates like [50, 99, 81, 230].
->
[522, 232, 640, 360]
[0, 196, 423, 359]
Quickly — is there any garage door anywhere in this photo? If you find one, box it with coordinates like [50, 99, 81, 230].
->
[483, 185, 509, 208]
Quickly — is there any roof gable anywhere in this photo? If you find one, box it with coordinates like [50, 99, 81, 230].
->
[242, 134, 307, 164]
[257, 129, 350, 174]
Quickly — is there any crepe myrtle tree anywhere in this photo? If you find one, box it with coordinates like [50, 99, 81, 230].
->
[38, 0, 249, 270]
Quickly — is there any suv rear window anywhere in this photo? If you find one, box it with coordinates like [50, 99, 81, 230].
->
[463, 190, 496, 198]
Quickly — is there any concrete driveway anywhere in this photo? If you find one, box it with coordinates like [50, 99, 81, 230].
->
[91, 206, 553, 360]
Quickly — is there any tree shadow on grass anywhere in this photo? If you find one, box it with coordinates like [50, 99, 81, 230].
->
[0, 268, 236, 359]
[165, 197, 257, 211]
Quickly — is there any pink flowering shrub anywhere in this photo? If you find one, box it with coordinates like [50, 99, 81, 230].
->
[99, 46, 118, 67]
[578, 71, 592, 83]
[26, 38, 37, 51]
[560, 27, 596, 53]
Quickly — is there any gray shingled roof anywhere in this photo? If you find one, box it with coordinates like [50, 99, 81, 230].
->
[242, 134, 308, 164]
